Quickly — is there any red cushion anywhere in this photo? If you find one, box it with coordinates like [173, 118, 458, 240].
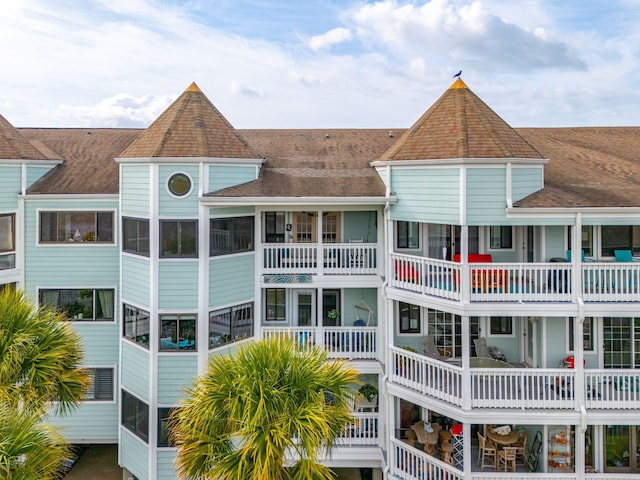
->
[453, 253, 493, 263]
[395, 261, 419, 282]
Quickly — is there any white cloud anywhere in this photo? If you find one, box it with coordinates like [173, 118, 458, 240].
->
[308, 27, 353, 51]
[229, 82, 264, 98]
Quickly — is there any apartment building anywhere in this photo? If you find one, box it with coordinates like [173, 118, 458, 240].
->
[1, 78, 639, 479]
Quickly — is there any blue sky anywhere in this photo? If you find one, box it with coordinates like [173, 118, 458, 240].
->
[0, 0, 639, 129]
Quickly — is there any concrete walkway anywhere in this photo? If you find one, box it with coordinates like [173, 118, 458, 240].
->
[64, 445, 122, 480]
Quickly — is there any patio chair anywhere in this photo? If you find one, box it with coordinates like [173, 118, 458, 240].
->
[614, 249, 636, 262]
[497, 446, 518, 472]
[477, 432, 497, 470]
[473, 337, 492, 358]
[526, 431, 543, 472]
[423, 335, 458, 364]
[514, 429, 528, 466]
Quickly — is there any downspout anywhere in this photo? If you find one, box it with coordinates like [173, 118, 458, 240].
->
[381, 164, 391, 479]
[506, 162, 513, 209]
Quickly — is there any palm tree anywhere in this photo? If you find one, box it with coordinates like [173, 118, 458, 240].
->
[0, 288, 89, 479]
[0, 288, 88, 413]
[172, 336, 360, 480]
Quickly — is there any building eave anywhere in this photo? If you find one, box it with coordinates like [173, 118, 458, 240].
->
[200, 195, 396, 207]
[370, 157, 549, 167]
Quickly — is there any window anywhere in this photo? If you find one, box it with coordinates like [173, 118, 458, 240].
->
[399, 302, 420, 334]
[264, 212, 285, 243]
[489, 316, 513, 336]
[123, 218, 149, 256]
[0, 213, 15, 270]
[322, 213, 340, 243]
[39, 289, 115, 321]
[322, 289, 340, 326]
[569, 317, 594, 352]
[397, 221, 420, 249]
[265, 288, 286, 322]
[40, 211, 113, 243]
[158, 407, 178, 447]
[568, 226, 594, 257]
[209, 302, 254, 348]
[160, 220, 197, 258]
[160, 314, 196, 351]
[210, 217, 254, 256]
[123, 304, 150, 348]
[122, 390, 149, 442]
[489, 226, 513, 249]
[601, 226, 640, 257]
[426, 309, 463, 358]
[85, 368, 114, 401]
[167, 172, 192, 197]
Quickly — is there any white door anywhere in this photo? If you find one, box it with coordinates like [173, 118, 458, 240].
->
[294, 290, 316, 327]
[524, 317, 537, 366]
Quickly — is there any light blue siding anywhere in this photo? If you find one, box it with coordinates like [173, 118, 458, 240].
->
[208, 165, 256, 193]
[210, 206, 255, 216]
[159, 165, 200, 216]
[120, 429, 150, 480]
[157, 355, 198, 404]
[390, 168, 460, 224]
[121, 165, 150, 217]
[209, 254, 255, 308]
[465, 167, 508, 224]
[157, 450, 178, 480]
[121, 341, 150, 401]
[26, 165, 55, 189]
[512, 166, 543, 202]
[49, 400, 118, 442]
[158, 261, 199, 310]
[0, 166, 21, 210]
[342, 288, 377, 326]
[544, 225, 567, 260]
[73, 323, 120, 366]
[343, 211, 377, 243]
[545, 317, 566, 368]
[122, 255, 151, 308]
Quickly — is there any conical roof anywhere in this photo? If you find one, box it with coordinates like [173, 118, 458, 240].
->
[380, 78, 544, 161]
[0, 114, 48, 160]
[120, 82, 259, 159]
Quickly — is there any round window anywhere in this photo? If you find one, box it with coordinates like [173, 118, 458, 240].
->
[167, 173, 192, 197]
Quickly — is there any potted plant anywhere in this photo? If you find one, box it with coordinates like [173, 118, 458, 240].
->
[358, 383, 378, 403]
[327, 309, 340, 320]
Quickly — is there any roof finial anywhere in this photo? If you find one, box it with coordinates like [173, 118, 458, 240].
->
[185, 82, 201, 92]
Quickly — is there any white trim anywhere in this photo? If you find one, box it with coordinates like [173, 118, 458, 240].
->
[508, 206, 640, 218]
[0, 159, 63, 166]
[21, 194, 119, 200]
[35, 285, 118, 322]
[200, 196, 394, 206]
[116, 156, 265, 166]
[165, 171, 195, 199]
[83, 365, 118, 404]
[486, 315, 516, 338]
[370, 157, 549, 167]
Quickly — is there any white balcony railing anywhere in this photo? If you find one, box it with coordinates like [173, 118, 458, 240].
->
[389, 253, 640, 304]
[262, 243, 377, 276]
[391, 438, 463, 480]
[261, 326, 377, 360]
[337, 412, 379, 446]
[585, 369, 640, 410]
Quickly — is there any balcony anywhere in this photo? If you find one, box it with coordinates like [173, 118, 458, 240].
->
[262, 326, 378, 360]
[337, 412, 380, 447]
[390, 253, 640, 304]
[390, 346, 640, 412]
[262, 243, 378, 276]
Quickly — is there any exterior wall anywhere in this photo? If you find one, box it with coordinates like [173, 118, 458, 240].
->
[120, 428, 150, 480]
[544, 225, 567, 260]
[157, 450, 178, 480]
[48, 397, 119, 442]
[121, 165, 150, 217]
[208, 165, 257, 193]
[465, 167, 508, 224]
[158, 165, 200, 216]
[343, 288, 378, 326]
[157, 355, 198, 404]
[209, 253, 255, 308]
[73, 322, 120, 366]
[158, 261, 199, 310]
[121, 341, 150, 401]
[122, 255, 151, 308]
[343, 211, 377, 243]
[389, 167, 460, 224]
[0, 165, 20, 210]
[210, 206, 255, 216]
[511, 166, 543, 202]
[26, 165, 56, 189]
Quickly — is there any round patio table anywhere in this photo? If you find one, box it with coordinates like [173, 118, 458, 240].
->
[486, 428, 518, 446]
[470, 357, 514, 368]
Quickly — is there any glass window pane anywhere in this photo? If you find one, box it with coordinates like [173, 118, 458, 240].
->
[161, 222, 179, 256]
[0, 215, 14, 251]
[179, 221, 197, 256]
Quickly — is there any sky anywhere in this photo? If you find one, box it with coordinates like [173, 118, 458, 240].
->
[0, 0, 639, 130]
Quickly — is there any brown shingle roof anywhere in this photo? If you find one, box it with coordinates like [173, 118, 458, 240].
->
[515, 127, 640, 207]
[20, 128, 141, 194]
[380, 78, 544, 161]
[208, 129, 396, 198]
[120, 82, 259, 159]
[0, 114, 48, 160]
